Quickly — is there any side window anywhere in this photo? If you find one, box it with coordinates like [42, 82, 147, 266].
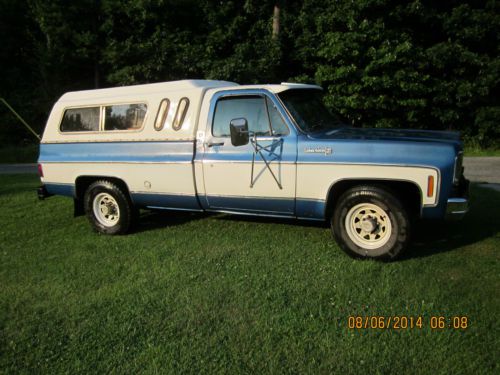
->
[154, 99, 170, 131]
[265, 97, 289, 135]
[212, 96, 271, 137]
[104, 103, 147, 131]
[60, 107, 100, 132]
[173, 97, 189, 131]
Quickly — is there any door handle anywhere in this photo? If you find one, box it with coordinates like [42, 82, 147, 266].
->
[206, 141, 224, 147]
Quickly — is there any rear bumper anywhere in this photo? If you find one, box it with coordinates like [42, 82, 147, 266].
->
[445, 178, 470, 220]
[37, 185, 52, 200]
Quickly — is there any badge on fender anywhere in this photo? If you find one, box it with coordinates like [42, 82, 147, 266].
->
[304, 146, 332, 155]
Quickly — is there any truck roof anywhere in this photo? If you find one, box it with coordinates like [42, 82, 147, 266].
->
[58, 80, 321, 103]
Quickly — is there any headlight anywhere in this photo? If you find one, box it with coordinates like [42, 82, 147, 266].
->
[453, 151, 463, 185]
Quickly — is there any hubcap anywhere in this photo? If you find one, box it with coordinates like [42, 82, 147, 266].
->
[345, 203, 392, 250]
[93, 192, 120, 227]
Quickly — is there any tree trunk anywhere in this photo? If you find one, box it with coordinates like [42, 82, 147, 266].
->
[94, 60, 100, 89]
[272, 3, 280, 39]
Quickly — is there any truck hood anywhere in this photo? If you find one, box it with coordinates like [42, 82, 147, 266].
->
[309, 127, 462, 146]
[298, 126, 461, 180]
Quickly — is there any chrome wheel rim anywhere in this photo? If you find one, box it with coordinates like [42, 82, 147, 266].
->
[345, 203, 392, 249]
[93, 192, 120, 227]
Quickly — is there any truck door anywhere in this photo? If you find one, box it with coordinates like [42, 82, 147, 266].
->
[200, 91, 297, 216]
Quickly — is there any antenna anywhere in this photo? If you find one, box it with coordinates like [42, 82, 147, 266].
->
[0, 98, 41, 141]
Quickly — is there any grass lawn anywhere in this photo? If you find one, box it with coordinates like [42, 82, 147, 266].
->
[0, 174, 498, 374]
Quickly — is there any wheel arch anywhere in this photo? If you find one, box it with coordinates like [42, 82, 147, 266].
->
[325, 178, 423, 221]
[74, 175, 133, 216]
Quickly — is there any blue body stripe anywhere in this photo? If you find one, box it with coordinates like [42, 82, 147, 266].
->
[131, 193, 201, 210]
[421, 205, 446, 219]
[39, 141, 194, 163]
[296, 199, 326, 219]
[43, 183, 443, 220]
[132, 193, 327, 219]
[45, 183, 74, 197]
[206, 195, 295, 214]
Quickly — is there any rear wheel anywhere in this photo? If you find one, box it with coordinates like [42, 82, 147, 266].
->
[84, 180, 135, 234]
[332, 185, 410, 260]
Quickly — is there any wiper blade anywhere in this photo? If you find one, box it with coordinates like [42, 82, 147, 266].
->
[325, 127, 346, 135]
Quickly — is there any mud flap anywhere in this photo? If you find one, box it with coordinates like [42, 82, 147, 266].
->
[74, 198, 85, 217]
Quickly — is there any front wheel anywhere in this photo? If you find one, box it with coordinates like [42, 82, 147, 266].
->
[84, 180, 134, 235]
[331, 185, 410, 260]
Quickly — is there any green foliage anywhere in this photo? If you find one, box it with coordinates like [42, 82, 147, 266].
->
[292, 0, 500, 145]
[0, 0, 498, 147]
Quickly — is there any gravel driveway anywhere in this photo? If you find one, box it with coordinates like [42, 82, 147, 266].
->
[0, 163, 37, 174]
[463, 157, 500, 184]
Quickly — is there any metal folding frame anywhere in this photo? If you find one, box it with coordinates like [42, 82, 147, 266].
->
[249, 133, 283, 190]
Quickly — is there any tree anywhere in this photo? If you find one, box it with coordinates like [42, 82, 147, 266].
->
[290, 0, 499, 146]
[0, 0, 39, 143]
[0, 0, 498, 148]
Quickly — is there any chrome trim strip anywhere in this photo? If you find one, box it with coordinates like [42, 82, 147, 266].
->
[297, 217, 325, 222]
[204, 194, 295, 201]
[205, 208, 295, 219]
[41, 140, 196, 144]
[199, 159, 294, 165]
[131, 191, 196, 196]
[43, 181, 74, 186]
[296, 197, 324, 203]
[40, 161, 193, 165]
[295, 162, 440, 170]
[252, 136, 284, 141]
[198, 159, 439, 171]
[146, 206, 203, 212]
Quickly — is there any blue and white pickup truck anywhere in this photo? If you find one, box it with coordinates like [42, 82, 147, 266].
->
[37, 80, 469, 260]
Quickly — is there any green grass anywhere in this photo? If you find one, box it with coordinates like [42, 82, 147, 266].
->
[0, 144, 38, 163]
[463, 138, 500, 156]
[0, 175, 498, 374]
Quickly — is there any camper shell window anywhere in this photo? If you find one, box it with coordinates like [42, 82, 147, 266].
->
[172, 98, 189, 131]
[60, 107, 100, 132]
[154, 99, 170, 131]
[60, 103, 147, 133]
[104, 104, 147, 131]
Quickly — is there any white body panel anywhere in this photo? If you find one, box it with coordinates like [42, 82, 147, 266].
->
[42, 162, 197, 196]
[202, 161, 296, 198]
[297, 164, 438, 206]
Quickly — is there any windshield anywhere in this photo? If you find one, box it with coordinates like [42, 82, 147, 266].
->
[278, 89, 344, 133]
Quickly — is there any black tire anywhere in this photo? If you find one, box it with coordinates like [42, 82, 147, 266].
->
[84, 180, 135, 235]
[331, 185, 410, 260]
